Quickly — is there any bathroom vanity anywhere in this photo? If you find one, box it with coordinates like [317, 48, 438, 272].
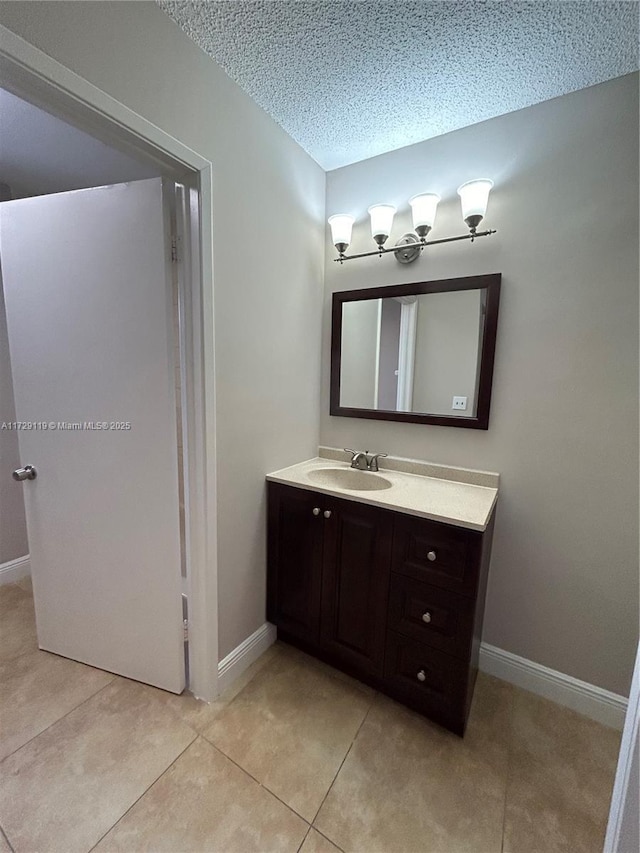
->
[266, 452, 498, 736]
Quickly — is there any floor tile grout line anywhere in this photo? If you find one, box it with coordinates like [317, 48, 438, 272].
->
[261, 785, 311, 825]
[0, 673, 118, 764]
[0, 822, 15, 853]
[207, 739, 264, 787]
[500, 686, 518, 853]
[0, 646, 41, 667]
[206, 737, 313, 826]
[86, 733, 198, 853]
[296, 826, 311, 853]
[314, 826, 346, 852]
[310, 693, 376, 831]
[207, 740, 314, 828]
[200, 661, 367, 837]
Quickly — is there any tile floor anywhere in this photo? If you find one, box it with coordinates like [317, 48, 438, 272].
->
[0, 579, 621, 853]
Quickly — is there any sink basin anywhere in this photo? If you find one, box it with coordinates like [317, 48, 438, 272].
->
[307, 467, 393, 491]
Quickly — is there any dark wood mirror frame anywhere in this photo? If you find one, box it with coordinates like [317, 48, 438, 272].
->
[330, 273, 501, 429]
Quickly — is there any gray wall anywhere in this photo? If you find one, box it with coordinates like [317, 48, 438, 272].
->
[340, 300, 379, 409]
[377, 299, 400, 410]
[0, 87, 159, 199]
[0, 1, 326, 660]
[412, 289, 481, 416]
[0, 264, 28, 563]
[322, 73, 639, 696]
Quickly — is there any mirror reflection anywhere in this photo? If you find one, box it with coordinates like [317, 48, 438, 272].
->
[330, 274, 500, 429]
[340, 289, 485, 417]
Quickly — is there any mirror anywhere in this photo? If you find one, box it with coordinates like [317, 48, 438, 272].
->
[330, 274, 501, 429]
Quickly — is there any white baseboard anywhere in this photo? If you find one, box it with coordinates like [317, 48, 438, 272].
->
[217, 622, 277, 693]
[480, 642, 628, 730]
[0, 555, 30, 585]
[215, 628, 628, 729]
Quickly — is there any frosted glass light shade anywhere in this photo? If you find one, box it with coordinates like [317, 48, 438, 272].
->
[368, 203, 396, 246]
[328, 214, 355, 253]
[409, 193, 440, 238]
[457, 179, 493, 229]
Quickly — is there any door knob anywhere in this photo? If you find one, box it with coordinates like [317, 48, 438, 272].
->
[323, 510, 332, 519]
[13, 465, 37, 481]
[312, 507, 321, 516]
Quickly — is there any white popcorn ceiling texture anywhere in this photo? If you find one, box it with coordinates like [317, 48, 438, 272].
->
[158, 1, 639, 170]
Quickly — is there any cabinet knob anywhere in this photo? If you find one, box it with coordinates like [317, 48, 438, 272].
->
[323, 510, 332, 519]
[417, 670, 426, 682]
[427, 550, 437, 562]
[421, 611, 432, 624]
[312, 507, 320, 516]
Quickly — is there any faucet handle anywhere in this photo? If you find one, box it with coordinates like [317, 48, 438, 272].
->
[344, 448, 368, 470]
[367, 452, 388, 472]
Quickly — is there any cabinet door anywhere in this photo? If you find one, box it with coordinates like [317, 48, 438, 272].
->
[267, 483, 324, 646]
[320, 499, 392, 677]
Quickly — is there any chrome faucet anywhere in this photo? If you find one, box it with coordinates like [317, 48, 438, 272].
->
[344, 449, 388, 472]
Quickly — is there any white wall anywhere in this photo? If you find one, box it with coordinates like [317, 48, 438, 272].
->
[323, 74, 639, 696]
[0, 1, 326, 660]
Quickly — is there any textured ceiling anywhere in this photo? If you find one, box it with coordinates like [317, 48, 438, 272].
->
[159, 1, 639, 170]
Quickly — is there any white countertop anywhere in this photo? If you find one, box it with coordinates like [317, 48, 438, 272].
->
[266, 455, 499, 532]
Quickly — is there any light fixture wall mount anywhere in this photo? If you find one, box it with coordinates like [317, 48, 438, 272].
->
[328, 180, 496, 264]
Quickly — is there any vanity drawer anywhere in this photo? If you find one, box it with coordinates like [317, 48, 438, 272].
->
[384, 632, 468, 732]
[388, 574, 475, 659]
[391, 515, 481, 596]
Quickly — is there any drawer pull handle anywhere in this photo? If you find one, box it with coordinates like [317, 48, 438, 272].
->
[427, 550, 437, 562]
[312, 507, 321, 516]
[417, 670, 426, 682]
[323, 510, 332, 519]
[421, 611, 432, 624]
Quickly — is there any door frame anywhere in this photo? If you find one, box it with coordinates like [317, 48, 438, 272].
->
[604, 642, 640, 853]
[0, 25, 219, 701]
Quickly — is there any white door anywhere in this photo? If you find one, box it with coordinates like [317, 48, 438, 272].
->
[0, 178, 185, 693]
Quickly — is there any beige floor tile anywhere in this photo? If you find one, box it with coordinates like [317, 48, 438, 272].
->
[95, 736, 308, 852]
[0, 583, 38, 662]
[0, 649, 115, 760]
[0, 677, 195, 853]
[14, 576, 32, 595]
[503, 688, 621, 853]
[315, 673, 513, 853]
[300, 828, 343, 853]
[276, 643, 376, 698]
[203, 646, 373, 822]
[159, 641, 284, 732]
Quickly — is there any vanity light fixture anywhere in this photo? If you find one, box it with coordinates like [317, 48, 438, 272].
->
[328, 179, 496, 264]
[367, 203, 397, 247]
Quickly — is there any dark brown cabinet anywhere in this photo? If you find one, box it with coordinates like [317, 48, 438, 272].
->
[267, 481, 495, 736]
[320, 499, 392, 677]
[267, 484, 323, 646]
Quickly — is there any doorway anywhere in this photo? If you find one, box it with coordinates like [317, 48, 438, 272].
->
[0, 35, 218, 700]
